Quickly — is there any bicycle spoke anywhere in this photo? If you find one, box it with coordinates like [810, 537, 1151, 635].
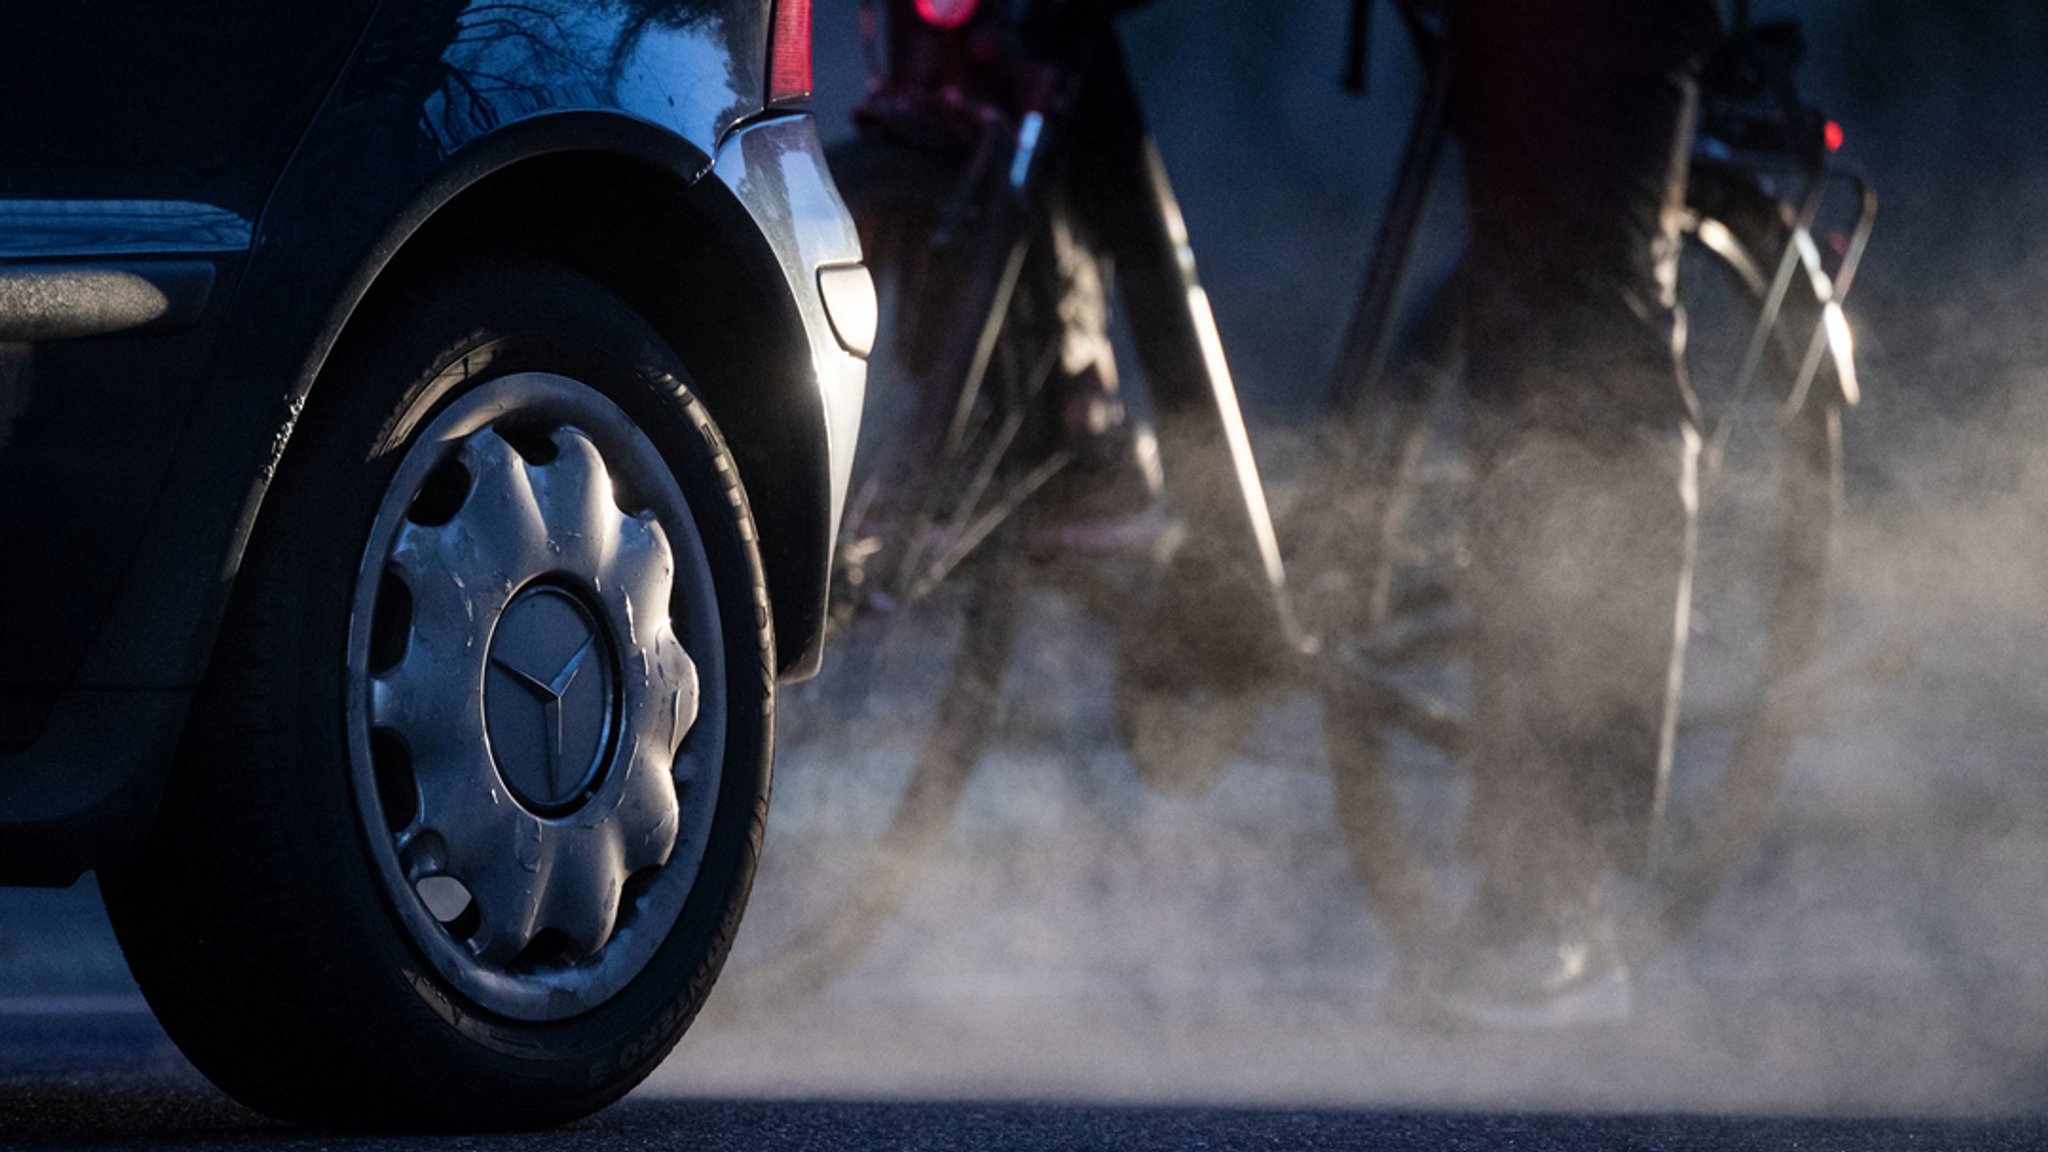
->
[1329, 671, 1468, 758]
[908, 451, 1072, 601]
[941, 406, 1027, 543]
[937, 335, 1060, 538]
[885, 413, 1022, 600]
[944, 237, 1033, 452]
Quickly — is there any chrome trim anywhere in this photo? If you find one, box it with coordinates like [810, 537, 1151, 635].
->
[0, 199, 251, 259]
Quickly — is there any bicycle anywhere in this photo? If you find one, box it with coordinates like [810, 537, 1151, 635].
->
[722, 0, 1302, 1005]
[722, 0, 1875, 1007]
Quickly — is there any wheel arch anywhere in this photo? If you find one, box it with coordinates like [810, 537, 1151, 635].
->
[297, 131, 834, 683]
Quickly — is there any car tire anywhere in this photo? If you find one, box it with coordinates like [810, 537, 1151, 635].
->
[99, 258, 774, 1131]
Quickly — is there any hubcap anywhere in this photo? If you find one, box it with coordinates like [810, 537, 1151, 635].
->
[485, 585, 616, 814]
[345, 372, 727, 1022]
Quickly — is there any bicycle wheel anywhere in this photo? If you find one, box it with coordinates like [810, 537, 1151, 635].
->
[1320, 167, 1843, 964]
[719, 138, 1054, 1008]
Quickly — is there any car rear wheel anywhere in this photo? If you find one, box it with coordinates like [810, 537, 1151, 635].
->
[100, 259, 773, 1130]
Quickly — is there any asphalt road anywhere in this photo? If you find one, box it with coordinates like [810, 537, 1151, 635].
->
[3, 1006, 2046, 1152]
[6, 1076, 2048, 1152]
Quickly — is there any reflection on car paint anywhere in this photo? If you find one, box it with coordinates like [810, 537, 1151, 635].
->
[0, 200, 251, 260]
[428, 0, 757, 158]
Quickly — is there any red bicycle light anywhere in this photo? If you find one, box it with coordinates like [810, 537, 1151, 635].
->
[915, 0, 979, 29]
[770, 0, 812, 105]
[1824, 120, 1844, 152]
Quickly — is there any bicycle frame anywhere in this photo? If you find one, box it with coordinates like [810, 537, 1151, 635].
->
[854, 0, 1306, 660]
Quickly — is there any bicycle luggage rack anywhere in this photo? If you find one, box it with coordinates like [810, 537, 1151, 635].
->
[1695, 16, 1878, 462]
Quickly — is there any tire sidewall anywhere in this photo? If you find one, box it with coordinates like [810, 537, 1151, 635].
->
[236, 261, 769, 1118]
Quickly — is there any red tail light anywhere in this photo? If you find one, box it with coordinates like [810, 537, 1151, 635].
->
[770, 0, 812, 105]
[1824, 120, 1845, 152]
[915, 0, 979, 29]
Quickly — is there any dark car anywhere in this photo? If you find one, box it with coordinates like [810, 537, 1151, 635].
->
[0, 0, 870, 1129]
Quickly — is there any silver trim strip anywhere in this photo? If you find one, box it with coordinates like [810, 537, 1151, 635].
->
[0, 199, 252, 259]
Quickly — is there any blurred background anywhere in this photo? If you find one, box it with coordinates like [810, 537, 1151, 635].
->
[9, 0, 2048, 1120]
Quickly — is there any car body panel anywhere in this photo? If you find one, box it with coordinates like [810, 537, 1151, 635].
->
[0, 2, 372, 709]
[710, 115, 869, 679]
[0, 0, 862, 884]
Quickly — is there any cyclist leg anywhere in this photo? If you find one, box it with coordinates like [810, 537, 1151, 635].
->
[1446, 0, 1719, 1006]
[1037, 186, 1164, 526]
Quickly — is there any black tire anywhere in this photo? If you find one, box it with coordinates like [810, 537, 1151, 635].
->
[1321, 171, 1843, 963]
[720, 136, 1034, 1008]
[99, 259, 774, 1130]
